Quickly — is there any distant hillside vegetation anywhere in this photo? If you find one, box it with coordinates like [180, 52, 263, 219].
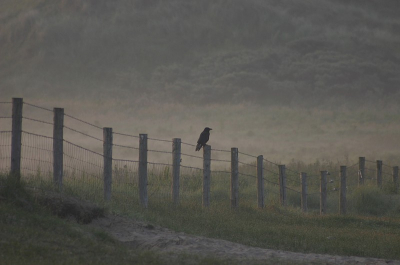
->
[1, 0, 399, 105]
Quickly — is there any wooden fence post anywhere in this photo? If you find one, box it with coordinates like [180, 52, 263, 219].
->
[257, 155, 264, 209]
[358, 157, 365, 186]
[301, 172, 307, 213]
[376, 160, 382, 189]
[202, 145, 211, 208]
[103, 128, 113, 201]
[320, 171, 327, 215]
[278, 165, 286, 206]
[340, 166, 347, 215]
[393, 166, 399, 194]
[53, 108, 64, 191]
[172, 138, 181, 205]
[231, 147, 239, 209]
[11, 98, 23, 180]
[139, 134, 148, 208]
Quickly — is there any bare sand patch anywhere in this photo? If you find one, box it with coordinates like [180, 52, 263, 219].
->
[90, 215, 400, 265]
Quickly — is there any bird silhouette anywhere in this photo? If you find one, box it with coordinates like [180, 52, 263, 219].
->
[195, 127, 212, 151]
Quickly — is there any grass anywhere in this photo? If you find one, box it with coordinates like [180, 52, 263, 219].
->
[35, 163, 400, 260]
[0, 174, 264, 265]
[129, 199, 400, 260]
[1, 164, 400, 264]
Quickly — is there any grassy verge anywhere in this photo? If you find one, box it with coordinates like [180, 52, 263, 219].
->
[0, 175, 254, 265]
[3, 168, 400, 263]
[131, 201, 400, 260]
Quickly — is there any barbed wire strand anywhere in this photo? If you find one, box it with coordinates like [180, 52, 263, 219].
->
[64, 113, 103, 130]
[22, 116, 53, 126]
[113, 143, 139, 150]
[113, 131, 139, 138]
[147, 149, 172, 154]
[24, 102, 53, 112]
[181, 153, 203, 160]
[238, 151, 258, 159]
[63, 139, 103, 157]
[213, 148, 231, 153]
[148, 137, 173, 143]
[181, 141, 196, 147]
[64, 125, 103, 142]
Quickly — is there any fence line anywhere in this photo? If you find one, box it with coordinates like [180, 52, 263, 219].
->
[1, 98, 399, 215]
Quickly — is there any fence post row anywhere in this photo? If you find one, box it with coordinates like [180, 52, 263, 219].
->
[358, 157, 365, 186]
[376, 160, 382, 189]
[320, 171, 327, 215]
[103, 128, 113, 201]
[339, 166, 347, 215]
[53, 108, 64, 190]
[11, 98, 23, 181]
[393, 166, 399, 194]
[231, 148, 239, 209]
[202, 145, 211, 208]
[257, 155, 264, 209]
[278, 165, 286, 206]
[172, 138, 181, 205]
[301, 172, 307, 213]
[8, 98, 400, 213]
[139, 134, 148, 208]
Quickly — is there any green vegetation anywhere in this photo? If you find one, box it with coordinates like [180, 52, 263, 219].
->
[0, 174, 247, 265]
[135, 202, 400, 260]
[1, 0, 399, 105]
[6, 156, 400, 262]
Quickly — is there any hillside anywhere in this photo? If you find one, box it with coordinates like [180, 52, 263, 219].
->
[1, 0, 399, 105]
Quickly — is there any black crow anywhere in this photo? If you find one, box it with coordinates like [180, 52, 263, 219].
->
[195, 127, 212, 151]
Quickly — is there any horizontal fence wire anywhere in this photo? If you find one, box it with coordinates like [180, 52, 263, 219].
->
[64, 113, 103, 130]
[181, 141, 196, 147]
[113, 143, 139, 150]
[212, 148, 231, 153]
[113, 131, 139, 138]
[181, 153, 203, 160]
[23, 116, 54, 126]
[238, 151, 258, 159]
[148, 137, 173, 143]
[24, 102, 53, 112]
[64, 125, 103, 142]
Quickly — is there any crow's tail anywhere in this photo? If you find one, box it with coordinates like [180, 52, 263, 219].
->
[195, 143, 202, 151]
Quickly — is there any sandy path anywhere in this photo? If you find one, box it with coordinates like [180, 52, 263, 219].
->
[90, 215, 400, 265]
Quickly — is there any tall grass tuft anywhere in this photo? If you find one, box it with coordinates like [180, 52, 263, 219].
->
[350, 186, 399, 216]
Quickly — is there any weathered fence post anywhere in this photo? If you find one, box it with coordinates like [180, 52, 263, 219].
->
[358, 157, 365, 186]
[278, 165, 286, 206]
[11, 98, 23, 180]
[53, 108, 64, 191]
[202, 145, 211, 208]
[340, 166, 347, 215]
[172, 138, 181, 205]
[231, 147, 239, 209]
[257, 155, 264, 209]
[376, 160, 382, 189]
[301, 172, 307, 213]
[139, 134, 148, 208]
[320, 171, 327, 215]
[393, 166, 399, 193]
[103, 128, 113, 201]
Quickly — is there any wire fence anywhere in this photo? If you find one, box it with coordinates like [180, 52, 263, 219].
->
[1, 99, 399, 215]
